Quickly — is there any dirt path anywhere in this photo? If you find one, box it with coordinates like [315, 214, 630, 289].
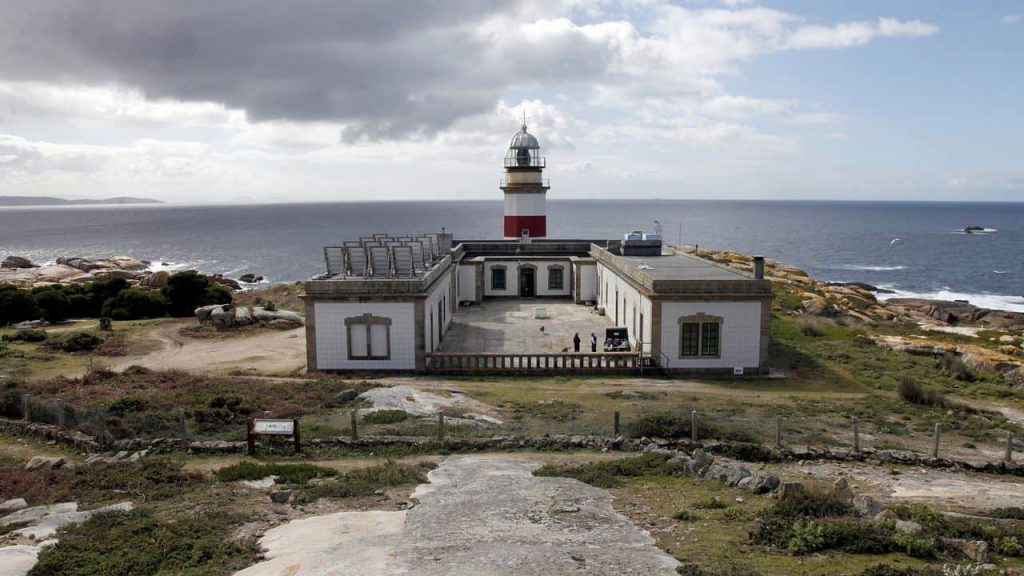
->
[108, 322, 306, 375]
[234, 455, 679, 576]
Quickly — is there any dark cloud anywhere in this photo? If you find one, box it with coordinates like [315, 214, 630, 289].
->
[0, 1, 541, 139]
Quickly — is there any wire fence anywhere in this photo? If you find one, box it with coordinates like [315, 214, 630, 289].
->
[3, 388, 1018, 464]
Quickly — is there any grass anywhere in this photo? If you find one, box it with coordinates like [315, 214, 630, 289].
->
[362, 409, 409, 425]
[533, 453, 675, 488]
[0, 459, 203, 506]
[215, 461, 337, 483]
[297, 460, 435, 502]
[30, 508, 259, 576]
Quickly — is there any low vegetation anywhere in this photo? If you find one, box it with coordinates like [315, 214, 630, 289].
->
[533, 453, 674, 488]
[30, 509, 259, 576]
[215, 461, 338, 483]
[362, 409, 409, 425]
[296, 460, 435, 503]
[0, 271, 231, 325]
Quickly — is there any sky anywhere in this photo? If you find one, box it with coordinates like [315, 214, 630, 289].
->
[0, 0, 1021, 204]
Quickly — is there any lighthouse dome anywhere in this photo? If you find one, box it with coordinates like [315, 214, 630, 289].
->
[509, 124, 540, 150]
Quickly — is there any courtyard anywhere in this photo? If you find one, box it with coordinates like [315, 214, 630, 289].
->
[438, 299, 614, 354]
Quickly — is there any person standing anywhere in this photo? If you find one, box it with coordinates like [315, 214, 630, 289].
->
[573, 332, 581, 353]
[590, 332, 598, 353]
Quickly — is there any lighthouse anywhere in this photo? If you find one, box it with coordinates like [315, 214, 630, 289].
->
[501, 117, 548, 239]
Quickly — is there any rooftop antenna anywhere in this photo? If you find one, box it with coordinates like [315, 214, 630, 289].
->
[521, 107, 528, 131]
[654, 220, 663, 236]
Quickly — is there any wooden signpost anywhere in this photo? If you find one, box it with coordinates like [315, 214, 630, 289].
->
[247, 418, 301, 455]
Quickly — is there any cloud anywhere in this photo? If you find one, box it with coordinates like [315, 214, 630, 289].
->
[1003, 14, 1021, 24]
[786, 17, 938, 50]
[0, 1, 936, 141]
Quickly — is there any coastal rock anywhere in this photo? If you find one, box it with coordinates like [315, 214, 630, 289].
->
[0, 498, 28, 513]
[194, 304, 221, 322]
[211, 274, 242, 291]
[25, 456, 66, 471]
[253, 307, 304, 326]
[239, 273, 264, 283]
[210, 305, 236, 328]
[2, 256, 36, 269]
[142, 270, 170, 288]
[328, 389, 360, 406]
[234, 306, 255, 326]
[942, 538, 989, 563]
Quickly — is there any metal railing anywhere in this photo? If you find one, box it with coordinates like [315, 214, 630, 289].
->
[503, 156, 546, 169]
[425, 351, 644, 373]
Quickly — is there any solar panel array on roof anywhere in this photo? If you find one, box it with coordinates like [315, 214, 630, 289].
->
[322, 232, 450, 278]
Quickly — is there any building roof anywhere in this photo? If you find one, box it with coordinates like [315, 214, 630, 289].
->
[616, 250, 751, 281]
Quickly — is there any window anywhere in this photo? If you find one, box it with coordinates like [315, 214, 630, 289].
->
[680, 323, 699, 356]
[677, 314, 723, 358]
[548, 266, 564, 290]
[345, 314, 392, 360]
[491, 266, 506, 290]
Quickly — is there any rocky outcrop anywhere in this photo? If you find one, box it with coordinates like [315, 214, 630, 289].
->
[1, 256, 36, 269]
[239, 273, 264, 283]
[887, 298, 1024, 332]
[194, 304, 303, 329]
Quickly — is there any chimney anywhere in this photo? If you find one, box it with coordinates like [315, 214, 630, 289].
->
[753, 255, 765, 280]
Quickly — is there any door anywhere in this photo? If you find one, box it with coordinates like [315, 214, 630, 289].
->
[519, 266, 536, 298]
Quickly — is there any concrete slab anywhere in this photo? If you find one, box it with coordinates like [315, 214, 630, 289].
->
[440, 300, 612, 353]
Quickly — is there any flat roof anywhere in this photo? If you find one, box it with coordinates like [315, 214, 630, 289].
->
[616, 250, 751, 281]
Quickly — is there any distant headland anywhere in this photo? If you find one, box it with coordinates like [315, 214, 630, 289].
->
[0, 195, 163, 207]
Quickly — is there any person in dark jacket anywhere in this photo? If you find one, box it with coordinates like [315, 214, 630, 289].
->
[573, 332, 581, 353]
[590, 332, 598, 353]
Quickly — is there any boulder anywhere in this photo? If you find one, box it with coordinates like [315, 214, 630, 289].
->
[211, 275, 242, 291]
[252, 307, 304, 326]
[895, 520, 922, 534]
[270, 490, 292, 504]
[0, 502, 77, 526]
[685, 449, 714, 476]
[702, 461, 751, 486]
[142, 270, 170, 288]
[0, 498, 28, 513]
[328, 389, 360, 405]
[239, 273, 264, 283]
[2, 256, 36, 269]
[777, 482, 804, 500]
[210, 305, 236, 329]
[833, 477, 854, 502]
[234, 306, 255, 326]
[999, 335, 1017, 344]
[942, 538, 989, 563]
[195, 304, 222, 322]
[749, 474, 780, 495]
[25, 456, 66, 471]
[666, 452, 692, 470]
[853, 494, 885, 517]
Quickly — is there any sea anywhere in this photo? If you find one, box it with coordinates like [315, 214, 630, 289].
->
[0, 200, 1022, 312]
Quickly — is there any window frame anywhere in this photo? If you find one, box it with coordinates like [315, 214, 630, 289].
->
[677, 314, 724, 359]
[491, 265, 507, 291]
[345, 313, 392, 361]
[548, 265, 565, 291]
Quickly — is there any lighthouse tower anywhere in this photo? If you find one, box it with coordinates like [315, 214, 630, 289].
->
[501, 117, 548, 239]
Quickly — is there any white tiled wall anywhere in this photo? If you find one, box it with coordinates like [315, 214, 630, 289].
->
[423, 269, 453, 353]
[536, 262, 571, 297]
[314, 302, 416, 370]
[482, 260, 573, 297]
[659, 301, 763, 369]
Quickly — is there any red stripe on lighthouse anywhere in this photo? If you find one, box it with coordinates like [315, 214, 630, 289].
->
[504, 215, 546, 238]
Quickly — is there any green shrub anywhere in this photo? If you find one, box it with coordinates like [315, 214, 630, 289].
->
[995, 535, 1024, 556]
[101, 288, 166, 320]
[771, 485, 853, 519]
[898, 377, 947, 407]
[362, 409, 409, 425]
[892, 532, 939, 558]
[990, 507, 1024, 520]
[860, 565, 941, 576]
[2, 328, 47, 342]
[694, 496, 727, 510]
[788, 520, 826, 554]
[0, 284, 41, 324]
[162, 271, 232, 317]
[626, 411, 693, 439]
[31, 287, 71, 323]
[677, 563, 763, 576]
[30, 509, 258, 576]
[533, 454, 674, 488]
[216, 461, 337, 484]
[797, 319, 827, 338]
[298, 460, 433, 502]
[47, 331, 104, 353]
[673, 510, 698, 521]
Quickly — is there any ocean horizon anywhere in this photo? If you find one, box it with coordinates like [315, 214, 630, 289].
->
[2, 199, 1022, 312]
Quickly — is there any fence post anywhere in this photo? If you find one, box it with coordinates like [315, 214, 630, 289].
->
[613, 411, 620, 436]
[932, 423, 941, 458]
[852, 416, 860, 452]
[22, 393, 30, 422]
[691, 410, 698, 442]
[350, 409, 359, 441]
[179, 409, 188, 438]
[1007, 432, 1015, 463]
[775, 415, 783, 448]
[56, 400, 65, 431]
[437, 412, 445, 441]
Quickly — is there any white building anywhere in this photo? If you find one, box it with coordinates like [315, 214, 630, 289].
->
[304, 123, 772, 375]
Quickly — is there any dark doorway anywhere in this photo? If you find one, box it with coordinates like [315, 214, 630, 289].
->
[519, 266, 536, 298]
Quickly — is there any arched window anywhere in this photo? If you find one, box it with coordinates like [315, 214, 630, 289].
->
[677, 313, 723, 358]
